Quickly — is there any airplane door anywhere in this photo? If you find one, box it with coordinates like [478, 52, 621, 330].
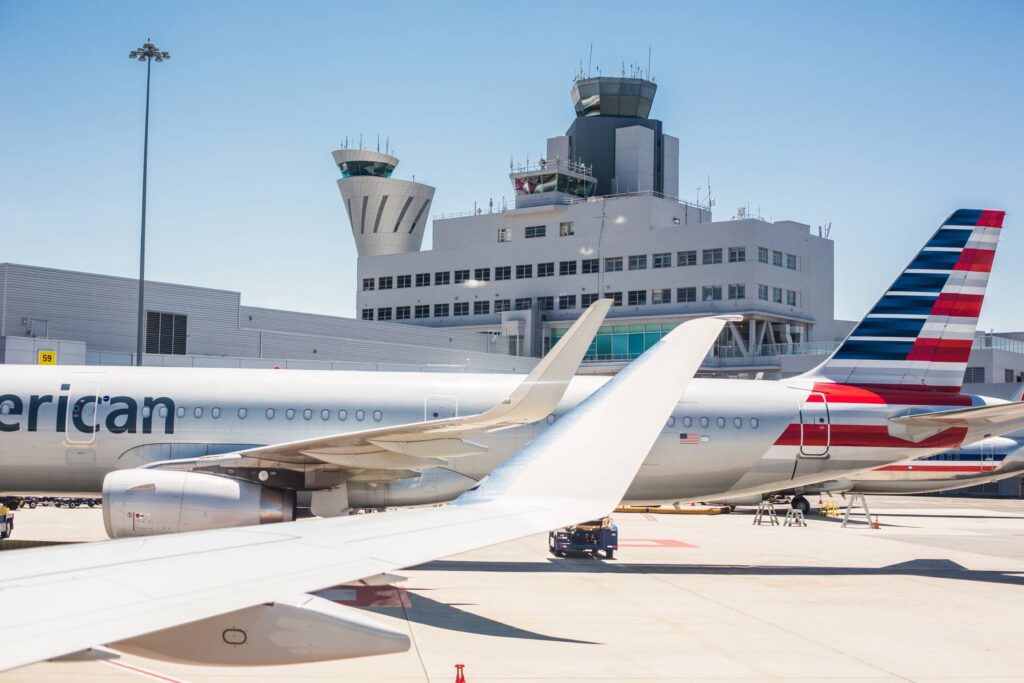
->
[64, 373, 103, 446]
[424, 395, 457, 421]
[799, 392, 830, 457]
[980, 441, 995, 471]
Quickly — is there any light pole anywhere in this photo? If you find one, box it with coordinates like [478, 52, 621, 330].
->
[128, 40, 170, 366]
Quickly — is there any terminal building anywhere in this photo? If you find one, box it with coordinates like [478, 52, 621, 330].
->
[350, 76, 836, 377]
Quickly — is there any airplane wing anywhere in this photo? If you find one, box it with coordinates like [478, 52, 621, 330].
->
[889, 401, 1024, 443]
[151, 299, 611, 474]
[0, 315, 727, 672]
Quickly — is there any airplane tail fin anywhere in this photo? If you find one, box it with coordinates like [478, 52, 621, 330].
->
[806, 209, 1005, 392]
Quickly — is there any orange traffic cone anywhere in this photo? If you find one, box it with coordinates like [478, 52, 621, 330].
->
[455, 663, 467, 682]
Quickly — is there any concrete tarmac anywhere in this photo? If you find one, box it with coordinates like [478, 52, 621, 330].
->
[3, 496, 1024, 682]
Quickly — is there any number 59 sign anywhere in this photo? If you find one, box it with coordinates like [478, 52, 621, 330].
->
[37, 350, 56, 365]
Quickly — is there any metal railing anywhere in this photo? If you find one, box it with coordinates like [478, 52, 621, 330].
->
[436, 190, 710, 221]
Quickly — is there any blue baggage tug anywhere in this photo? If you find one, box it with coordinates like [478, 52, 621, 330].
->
[548, 517, 618, 558]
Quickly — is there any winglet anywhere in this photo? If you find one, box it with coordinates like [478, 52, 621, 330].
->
[475, 298, 611, 426]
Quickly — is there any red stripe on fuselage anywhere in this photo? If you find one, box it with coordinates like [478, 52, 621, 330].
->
[953, 248, 995, 273]
[930, 293, 984, 318]
[906, 337, 973, 363]
[977, 210, 1005, 228]
[807, 383, 973, 406]
[773, 424, 967, 449]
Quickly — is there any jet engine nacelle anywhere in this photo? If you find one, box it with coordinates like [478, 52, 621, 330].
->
[103, 469, 295, 538]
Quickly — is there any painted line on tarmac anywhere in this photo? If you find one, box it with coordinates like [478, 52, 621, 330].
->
[103, 659, 188, 682]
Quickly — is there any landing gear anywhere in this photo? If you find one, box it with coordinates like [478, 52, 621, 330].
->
[791, 495, 811, 514]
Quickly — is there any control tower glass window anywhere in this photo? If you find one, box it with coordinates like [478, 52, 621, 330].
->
[339, 160, 396, 178]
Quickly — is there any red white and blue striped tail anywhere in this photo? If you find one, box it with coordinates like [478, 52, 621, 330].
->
[806, 209, 1005, 392]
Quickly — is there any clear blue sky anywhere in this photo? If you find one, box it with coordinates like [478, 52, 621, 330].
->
[2, 1, 1022, 329]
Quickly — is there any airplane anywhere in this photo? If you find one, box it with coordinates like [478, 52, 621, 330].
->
[0, 208, 1020, 537]
[0, 314, 727, 671]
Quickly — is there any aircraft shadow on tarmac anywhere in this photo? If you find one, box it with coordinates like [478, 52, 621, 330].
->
[364, 591, 597, 645]
[413, 558, 1024, 588]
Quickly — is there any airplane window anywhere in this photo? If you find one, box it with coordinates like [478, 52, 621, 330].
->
[734, 417, 742, 428]
[750, 417, 759, 429]
[699, 417, 709, 428]
[356, 410, 365, 421]
[546, 414, 556, 425]
[175, 407, 185, 419]
[238, 408, 248, 419]
[285, 409, 295, 420]
[321, 409, 330, 420]
[158, 406, 168, 418]
[212, 407, 221, 419]
[716, 417, 726, 428]
[373, 410, 382, 422]
[303, 409, 313, 420]
[667, 416, 676, 428]
[0, 404, 8, 415]
[142, 406, 151, 419]
[266, 408, 275, 420]
[194, 407, 203, 418]
[338, 409, 348, 421]
[682, 416, 692, 428]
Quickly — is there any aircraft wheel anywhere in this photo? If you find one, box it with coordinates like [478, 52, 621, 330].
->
[791, 495, 811, 514]
[28, 501, 36, 509]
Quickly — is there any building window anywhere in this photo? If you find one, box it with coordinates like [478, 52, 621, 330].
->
[495, 265, 511, 281]
[362, 277, 374, 291]
[435, 271, 451, 286]
[605, 291, 623, 306]
[787, 253, 798, 270]
[772, 287, 783, 303]
[378, 276, 393, 290]
[728, 247, 746, 263]
[434, 303, 450, 317]
[581, 293, 599, 306]
[416, 272, 431, 287]
[474, 267, 491, 281]
[525, 225, 546, 239]
[474, 301, 490, 315]
[703, 285, 723, 301]
[498, 227, 511, 243]
[515, 297, 532, 310]
[677, 287, 696, 303]
[559, 221, 575, 236]
[964, 367, 985, 383]
[495, 298, 511, 313]
[677, 250, 697, 267]
[628, 254, 648, 270]
[453, 302, 469, 316]
[605, 257, 623, 272]
[758, 284, 769, 301]
[787, 290, 798, 306]
[454, 269, 470, 284]
[145, 311, 187, 355]
[537, 296, 554, 311]
[559, 260, 577, 276]
[396, 306, 411, 320]
[702, 248, 722, 265]
[558, 295, 576, 310]
[538, 262, 554, 277]
[728, 284, 746, 300]
[628, 290, 647, 306]
[415, 305, 430, 318]
[653, 252, 671, 268]
[361, 308, 373, 320]
[757, 247, 768, 264]
[652, 288, 672, 304]
[582, 258, 599, 274]
[397, 274, 411, 288]
[377, 307, 393, 321]
[1005, 368, 1016, 383]
[772, 250, 783, 267]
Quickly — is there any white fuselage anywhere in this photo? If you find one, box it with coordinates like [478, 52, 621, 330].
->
[0, 365, 998, 505]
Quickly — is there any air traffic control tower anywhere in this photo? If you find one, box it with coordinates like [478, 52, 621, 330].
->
[332, 147, 435, 256]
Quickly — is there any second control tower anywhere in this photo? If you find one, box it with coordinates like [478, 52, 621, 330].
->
[333, 147, 435, 257]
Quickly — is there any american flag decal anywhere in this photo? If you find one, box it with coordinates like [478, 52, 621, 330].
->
[678, 432, 701, 445]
